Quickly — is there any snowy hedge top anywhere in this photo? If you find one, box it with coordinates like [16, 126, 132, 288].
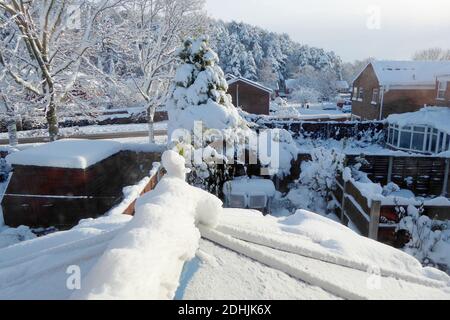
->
[387, 107, 450, 135]
[6, 139, 122, 169]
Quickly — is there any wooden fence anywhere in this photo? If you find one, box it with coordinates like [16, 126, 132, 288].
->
[346, 155, 450, 198]
[331, 175, 450, 246]
[257, 120, 385, 140]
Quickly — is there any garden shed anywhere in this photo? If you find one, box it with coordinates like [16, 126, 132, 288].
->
[1, 139, 161, 228]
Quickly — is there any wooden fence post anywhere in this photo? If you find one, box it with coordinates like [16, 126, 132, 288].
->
[442, 158, 450, 197]
[387, 156, 393, 183]
[341, 180, 347, 223]
[368, 200, 381, 240]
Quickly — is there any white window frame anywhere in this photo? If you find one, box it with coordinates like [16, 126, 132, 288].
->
[371, 88, 379, 105]
[386, 123, 448, 154]
[437, 81, 446, 100]
[357, 87, 364, 101]
[352, 87, 358, 101]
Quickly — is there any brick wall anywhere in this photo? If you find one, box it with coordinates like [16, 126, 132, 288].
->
[228, 81, 270, 115]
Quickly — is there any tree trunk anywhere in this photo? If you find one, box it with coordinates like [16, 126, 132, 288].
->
[7, 118, 18, 147]
[147, 104, 156, 144]
[46, 100, 59, 141]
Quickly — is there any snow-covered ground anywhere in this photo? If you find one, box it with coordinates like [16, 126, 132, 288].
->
[0, 122, 168, 140]
[270, 101, 347, 119]
[0, 151, 448, 300]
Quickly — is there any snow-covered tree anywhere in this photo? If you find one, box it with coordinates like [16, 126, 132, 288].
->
[291, 87, 321, 104]
[166, 36, 250, 192]
[0, 0, 122, 140]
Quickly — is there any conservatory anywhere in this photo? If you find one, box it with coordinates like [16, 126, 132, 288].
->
[386, 107, 450, 154]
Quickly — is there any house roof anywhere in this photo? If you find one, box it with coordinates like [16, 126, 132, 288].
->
[227, 76, 273, 93]
[355, 60, 450, 88]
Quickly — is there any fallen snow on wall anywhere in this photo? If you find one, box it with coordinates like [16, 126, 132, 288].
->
[72, 151, 223, 300]
[6, 139, 122, 169]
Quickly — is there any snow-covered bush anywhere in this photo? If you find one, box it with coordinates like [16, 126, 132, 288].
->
[397, 205, 449, 272]
[285, 148, 345, 215]
[0, 226, 36, 250]
[300, 148, 345, 197]
[0, 158, 10, 182]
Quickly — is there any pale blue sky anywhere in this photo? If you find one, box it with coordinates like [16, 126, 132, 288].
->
[205, 0, 450, 62]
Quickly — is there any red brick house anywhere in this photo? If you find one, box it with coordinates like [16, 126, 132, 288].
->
[351, 61, 450, 120]
[227, 76, 272, 115]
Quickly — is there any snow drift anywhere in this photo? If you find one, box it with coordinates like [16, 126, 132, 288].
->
[72, 150, 223, 300]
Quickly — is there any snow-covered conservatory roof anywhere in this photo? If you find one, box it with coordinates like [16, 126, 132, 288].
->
[386, 107, 450, 154]
[357, 61, 450, 88]
[227, 76, 273, 93]
[387, 107, 450, 135]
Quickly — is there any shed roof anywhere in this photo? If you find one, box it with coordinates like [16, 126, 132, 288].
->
[227, 77, 273, 93]
[6, 139, 122, 169]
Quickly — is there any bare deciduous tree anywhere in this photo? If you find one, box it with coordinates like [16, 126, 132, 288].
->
[95, 0, 206, 143]
[0, 0, 122, 140]
[413, 48, 450, 61]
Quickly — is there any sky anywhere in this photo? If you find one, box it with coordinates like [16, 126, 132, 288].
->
[205, 0, 450, 62]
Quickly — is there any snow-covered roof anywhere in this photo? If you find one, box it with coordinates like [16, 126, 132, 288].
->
[227, 77, 273, 93]
[387, 106, 450, 135]
[6, 139, 122, 169]
[356, 60, 450, 87]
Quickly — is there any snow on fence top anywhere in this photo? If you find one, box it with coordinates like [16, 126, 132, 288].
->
[6, 139, 122, 169]
[72, 151, 223, 299]
[367, 61, 450, 87]
[387, 107, 450, 135]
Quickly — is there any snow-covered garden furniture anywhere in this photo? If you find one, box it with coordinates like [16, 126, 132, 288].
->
[1, 140, 161, 228]
[223, 178, 276, 214]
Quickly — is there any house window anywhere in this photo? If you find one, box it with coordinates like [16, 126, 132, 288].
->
[352, 87, 358, 101]
[372, 88, 379, 104]
[358, 87, 364, 101]
[437, 81, 446, 100]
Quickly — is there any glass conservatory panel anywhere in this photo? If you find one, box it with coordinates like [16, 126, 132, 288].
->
[430, 134, 438, 153]
[412, 133, 425, 151]
[393, 129, 399, 146]
[400, 131, 412, 149]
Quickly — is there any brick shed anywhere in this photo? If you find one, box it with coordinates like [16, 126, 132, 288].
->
[227, 76, 272, 115]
